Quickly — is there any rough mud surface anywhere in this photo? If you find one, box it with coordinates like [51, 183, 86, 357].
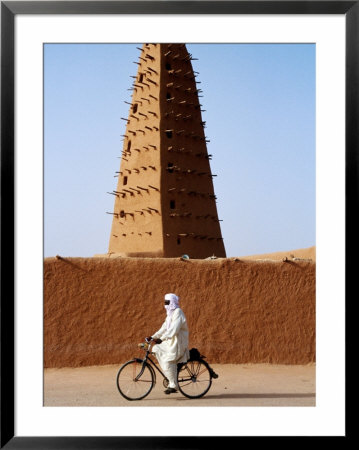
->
[44, 247, 315, 368]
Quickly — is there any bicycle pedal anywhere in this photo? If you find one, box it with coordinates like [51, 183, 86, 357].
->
[164, 388, 178, 395]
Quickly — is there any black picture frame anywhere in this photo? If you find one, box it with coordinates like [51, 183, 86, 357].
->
[1, 1, 354, 447]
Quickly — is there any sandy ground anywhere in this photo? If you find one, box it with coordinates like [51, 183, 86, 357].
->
[240, 245, 315, 262]
[44, 363, 315, 407]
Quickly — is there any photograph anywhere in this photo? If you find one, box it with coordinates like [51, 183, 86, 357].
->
[43, 42, 316, 407]
[2, 1, 351, 444]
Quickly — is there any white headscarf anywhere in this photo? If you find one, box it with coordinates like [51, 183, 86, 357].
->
[164, 293, 179, 330]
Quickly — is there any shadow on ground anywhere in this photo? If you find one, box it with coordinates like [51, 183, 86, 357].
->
[174, 392, 315, 400]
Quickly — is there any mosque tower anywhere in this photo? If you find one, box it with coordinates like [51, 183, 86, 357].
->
[108, 43, 226, 259]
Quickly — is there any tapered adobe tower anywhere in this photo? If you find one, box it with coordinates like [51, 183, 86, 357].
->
[108, 43, 226, 258]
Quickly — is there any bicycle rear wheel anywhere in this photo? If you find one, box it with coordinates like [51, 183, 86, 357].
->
[116, 359, 154, 401]
[177, 359, 212, 399]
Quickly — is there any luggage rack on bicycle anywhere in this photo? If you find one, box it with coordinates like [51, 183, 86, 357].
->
[116, 338, 218, 401]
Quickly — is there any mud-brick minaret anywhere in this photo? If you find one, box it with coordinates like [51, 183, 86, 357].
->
[108, 43, 226, 259]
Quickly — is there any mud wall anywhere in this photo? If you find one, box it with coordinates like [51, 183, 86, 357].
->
[44, 256, 315, 368]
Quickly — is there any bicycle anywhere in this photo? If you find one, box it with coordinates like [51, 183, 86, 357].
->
[116, 338, 218, 401]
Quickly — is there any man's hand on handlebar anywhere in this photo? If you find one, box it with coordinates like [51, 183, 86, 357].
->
[145, 336, 162, 344]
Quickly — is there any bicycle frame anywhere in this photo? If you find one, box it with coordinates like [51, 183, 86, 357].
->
[116, 341, 215, 401]
[136, 342, 167, 383]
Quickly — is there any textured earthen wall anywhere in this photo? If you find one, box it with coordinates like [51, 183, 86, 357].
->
[159, 44, 226, 258]
[108, 43, 225, 259]
[44, 256, 315, 368]
[109, 45, 163, 256]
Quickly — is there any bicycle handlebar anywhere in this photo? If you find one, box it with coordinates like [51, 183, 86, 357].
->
[138, 338, 156, 352]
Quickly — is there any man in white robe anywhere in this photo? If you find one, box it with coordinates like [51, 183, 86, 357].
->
[147, 293, 190, 394]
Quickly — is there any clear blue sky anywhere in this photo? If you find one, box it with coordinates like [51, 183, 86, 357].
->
[44, 43, 315, 258]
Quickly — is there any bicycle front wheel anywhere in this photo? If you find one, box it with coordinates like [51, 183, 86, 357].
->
[177, 359, 212, 399]
[116, 359, 154, 401]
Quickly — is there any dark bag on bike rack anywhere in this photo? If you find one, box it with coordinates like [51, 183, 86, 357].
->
[189, 347, 203, 361]
[186, 348, 219, 379]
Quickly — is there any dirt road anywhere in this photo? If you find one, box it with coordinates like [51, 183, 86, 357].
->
[44, 363, 315, 407]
